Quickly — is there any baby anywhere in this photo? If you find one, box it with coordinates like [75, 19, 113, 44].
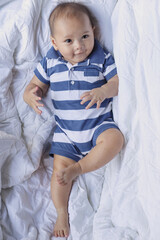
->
[23, 2, 124, 238]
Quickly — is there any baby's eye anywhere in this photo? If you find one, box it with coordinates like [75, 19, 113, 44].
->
[65, 39, 72, 43]
[82, 34, 89, 39]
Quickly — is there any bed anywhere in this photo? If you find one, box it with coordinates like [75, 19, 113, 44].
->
[0, 0, 160, 239]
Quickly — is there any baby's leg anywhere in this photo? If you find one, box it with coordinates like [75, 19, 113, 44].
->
[56, 128, 124, 185]
[51, 155, 76, 238]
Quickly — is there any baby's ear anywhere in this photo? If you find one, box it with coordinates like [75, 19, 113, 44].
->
[50, 36, 58, 50]
[92, 26, 96, 32]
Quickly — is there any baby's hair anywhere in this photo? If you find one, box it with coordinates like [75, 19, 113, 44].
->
[49, 1, 100, 39]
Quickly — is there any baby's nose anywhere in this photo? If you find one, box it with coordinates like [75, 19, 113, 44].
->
[75, 40, 84, 50]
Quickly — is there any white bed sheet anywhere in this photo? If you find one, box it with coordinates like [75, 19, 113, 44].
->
[1, 0, 160, 239]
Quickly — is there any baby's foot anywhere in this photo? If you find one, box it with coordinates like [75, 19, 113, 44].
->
[53, 209, 69, 238]
[56, 163, 82, 185]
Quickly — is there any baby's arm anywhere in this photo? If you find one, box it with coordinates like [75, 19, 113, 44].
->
[80, 74, 119, 109]
[23, 75, 49, 114]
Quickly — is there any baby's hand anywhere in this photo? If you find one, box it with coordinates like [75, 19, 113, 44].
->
[24, 85, 44, 115]
[80, 87, 106, 110]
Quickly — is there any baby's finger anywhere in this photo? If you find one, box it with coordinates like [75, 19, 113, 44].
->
[85, 99, 97, 110]
[34, 96, 42, 102]
[80, 94, 92, 105]
[36, 102, 44, 108]
[32, 100, 44, 114]
[33, 105, 42, 115]
[96, 100, 102, 109]
[31, 99, 42, 107]
[31, 86, 38, 94]
[80, 91, 91, 99]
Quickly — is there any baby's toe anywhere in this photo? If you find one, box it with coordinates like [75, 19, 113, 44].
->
[64, 228, 69, 237]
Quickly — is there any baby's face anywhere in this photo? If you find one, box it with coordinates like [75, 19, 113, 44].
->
[51, 13, 95, 65]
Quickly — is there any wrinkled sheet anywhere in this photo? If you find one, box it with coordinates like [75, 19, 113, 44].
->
[1, 0, 160, 239]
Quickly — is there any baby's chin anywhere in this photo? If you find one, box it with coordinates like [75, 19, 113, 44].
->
[71, 54, 88, 65]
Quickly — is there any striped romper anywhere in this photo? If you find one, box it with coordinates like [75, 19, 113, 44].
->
[34, 40, 119, 162]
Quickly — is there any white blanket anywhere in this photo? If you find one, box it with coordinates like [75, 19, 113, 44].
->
[1, 0, 160, 239]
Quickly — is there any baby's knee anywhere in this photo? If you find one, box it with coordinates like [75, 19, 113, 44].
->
[113, 129, 124, 147]
[53, 155, 75, 172]
[97, 128, 124, 147]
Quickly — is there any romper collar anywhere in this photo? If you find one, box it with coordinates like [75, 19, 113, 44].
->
[88, 39, 105, 65]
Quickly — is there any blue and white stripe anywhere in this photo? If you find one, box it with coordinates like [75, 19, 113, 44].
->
[34, 40, 118, 161]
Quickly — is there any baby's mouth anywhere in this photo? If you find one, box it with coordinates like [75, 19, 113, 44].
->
[75, 52, 85, 57]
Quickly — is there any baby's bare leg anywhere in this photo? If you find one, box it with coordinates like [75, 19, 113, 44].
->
[51, 155, 75, 238]
[56, 128, 124, 185]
